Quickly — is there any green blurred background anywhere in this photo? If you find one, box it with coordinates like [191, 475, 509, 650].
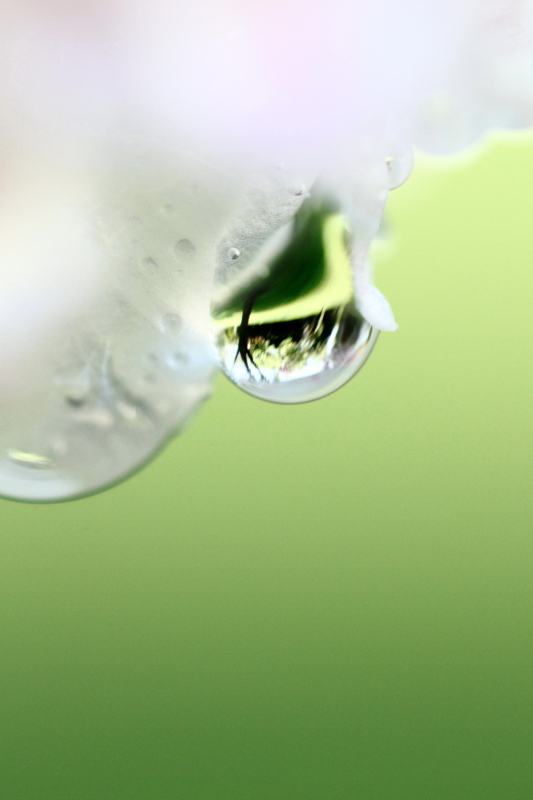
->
[1, 136, 532, 799]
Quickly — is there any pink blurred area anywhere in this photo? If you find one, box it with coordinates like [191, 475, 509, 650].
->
[2, 0, 473, 165]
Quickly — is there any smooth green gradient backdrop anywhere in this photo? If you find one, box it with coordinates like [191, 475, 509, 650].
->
[1, 137, 532, 799]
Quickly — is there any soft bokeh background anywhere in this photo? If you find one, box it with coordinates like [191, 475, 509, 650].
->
[1, 136, 532, 799]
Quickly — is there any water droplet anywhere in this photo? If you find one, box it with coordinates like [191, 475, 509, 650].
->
[7, 449, 52, 469]
[228, 247, 241, 260]
[141, 256, 158, 273]
[174, 238, 196, 257]
[168, 351, 189, 369]
[160, 313, 182, 333]
[385, 146, 413, 189]
[65, 393, 86, 408]
[211, 196, 378, 404]
[292, 184, 306, 197]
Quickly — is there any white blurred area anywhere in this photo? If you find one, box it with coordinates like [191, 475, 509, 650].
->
[0, 0, 532, 498]
[0, 146, 104, 397]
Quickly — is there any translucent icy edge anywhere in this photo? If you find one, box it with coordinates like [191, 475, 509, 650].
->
[0, 148, 241, 501]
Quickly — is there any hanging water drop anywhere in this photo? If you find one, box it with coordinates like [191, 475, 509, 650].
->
[211, 196, 378, 404]
[385, 145, 414, 189]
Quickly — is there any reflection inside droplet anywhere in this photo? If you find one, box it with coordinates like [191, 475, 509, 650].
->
[211, 196, 378, 403]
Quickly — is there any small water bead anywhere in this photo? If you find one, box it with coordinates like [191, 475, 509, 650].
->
[160, 312, 182, 334]
[228, 247, 241, 260]
[211, 195, 378, 404]
[168, 350, 189, 369]
[174, 238, 196, 257]
[385, 146, 414, 189]
[141, 256, 158, 273]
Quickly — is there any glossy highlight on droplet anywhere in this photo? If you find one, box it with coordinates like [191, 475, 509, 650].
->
[7, 449, 52, 469]
[211, 195, 378, 404]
